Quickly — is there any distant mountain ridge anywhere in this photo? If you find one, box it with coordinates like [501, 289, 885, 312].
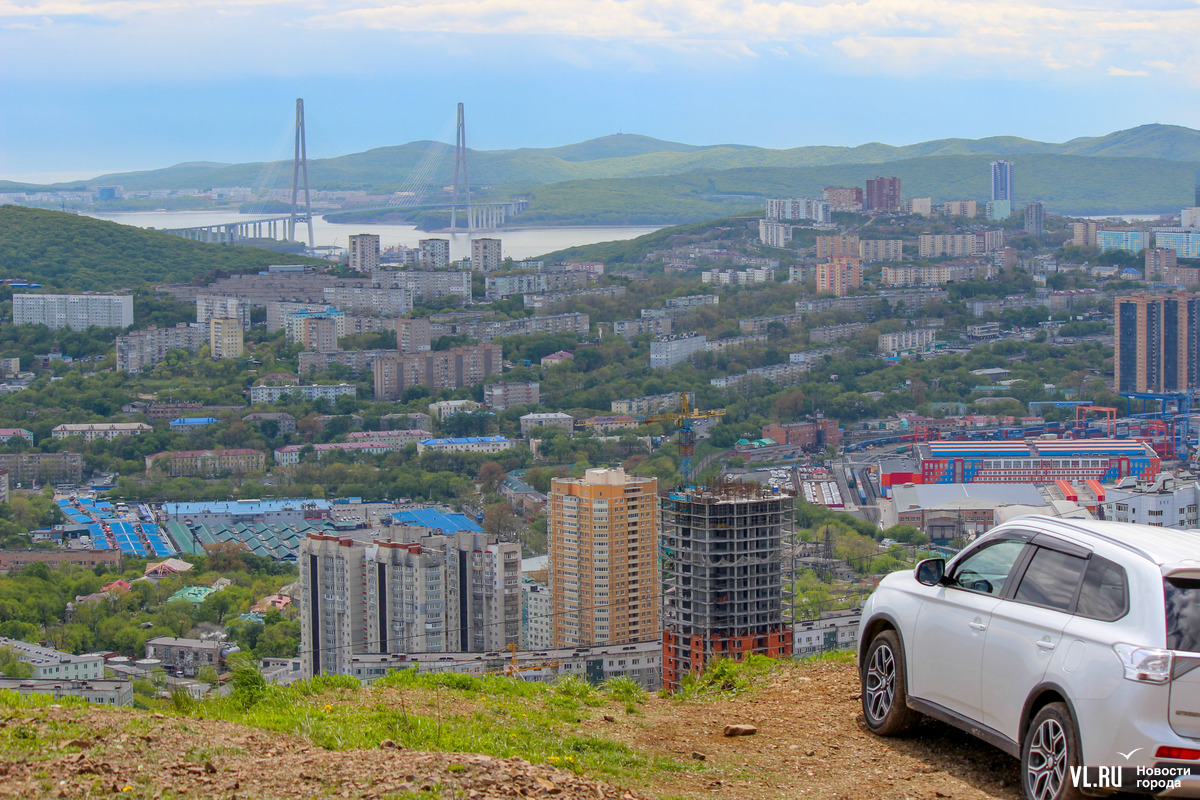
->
[23, 123, 1200, 194]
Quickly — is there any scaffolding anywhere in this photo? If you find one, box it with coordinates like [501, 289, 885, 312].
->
[659, 481, 794, 691]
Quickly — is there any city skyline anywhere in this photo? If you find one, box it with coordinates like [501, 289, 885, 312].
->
[3, 0, 1200, 181]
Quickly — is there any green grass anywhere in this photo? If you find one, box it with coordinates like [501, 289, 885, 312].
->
[0, 690, 92, 765]
[182, 669, 693, 782]
[671, 654, 781, 701]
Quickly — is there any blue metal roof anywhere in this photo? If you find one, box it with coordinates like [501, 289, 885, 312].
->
[169, 417, 220, 425]
[391, 509, 484, 534]
[164, 499, 332, 515]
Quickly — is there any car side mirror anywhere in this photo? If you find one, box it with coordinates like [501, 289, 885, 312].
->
[915, 558, 945, 586]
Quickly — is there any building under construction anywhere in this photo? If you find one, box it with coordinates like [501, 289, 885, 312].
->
[660, 482, 793, 691]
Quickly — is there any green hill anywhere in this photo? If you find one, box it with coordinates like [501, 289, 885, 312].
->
[34, 123, 1200, 195]
[0, 207, 324, 291]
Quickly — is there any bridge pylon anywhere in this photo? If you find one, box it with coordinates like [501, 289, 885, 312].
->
[450, 102, 472, 232]
[290, 97, 314, 249]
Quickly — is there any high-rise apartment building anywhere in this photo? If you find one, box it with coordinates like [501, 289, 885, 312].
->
[822, 187, 863, 212]
[1024, 201, 1044, 236]
[1071, 221, 1099, 248]
[419, 239, 451, 269]
[858, 239, 904, 263]
[548, 468, 659, 649]
[1097, 229, 1146, 254]
[115, 323, 206, 373]
[394, 317, 432, 353]
[991, 160, 1015, 202]
[1146, 248, 1179, 280]
[942, 200, 978, 218]
[348, 234, 381, 272]
[284, 309, 345, 351]
[208, 317, 244, 360]
[1114, 292, 1200, 393]
[196, 295, 250, 330]
[660, 484, 793, 691]
[299, 529, 520, 678]
[373, 344, 503, 399]
[13, 293, 133, 331]
[471, 238, 503, 273]
[815, 257, 863, 297]
[864, 177, 901, 212]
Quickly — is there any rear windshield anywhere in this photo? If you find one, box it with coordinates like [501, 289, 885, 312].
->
[1165, 578, 1200, 652]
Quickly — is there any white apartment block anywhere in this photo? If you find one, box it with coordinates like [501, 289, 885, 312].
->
[918, 230, 1004, 258]
[881, 264, 954, 286]
[759, 220, 793, 248]
[878, 328, 938, 354]
[348, 234, 381, 272]
[859, 239, 905, 262]
[942, 200, 978, 218]
[321, 286, 413, 316]
[300, 530, 521, 677]
[611, 392, 693, 415]
[248, 383, 356, 404]
[765, 197, 830, 223]
[650, 334, 707, 368]
[701, 267, 772, 285]
[51, 422, 151, 441]
[0, 637, 104, 680]
[483, 381, 540, 410]
[195, 295, 250, 329]
[14, 293, 133, 331]
[519, 412, 574, 436]
[522, 581, 553, 651]
[1105, 473, 1200, 529]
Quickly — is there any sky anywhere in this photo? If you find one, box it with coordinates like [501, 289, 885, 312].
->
[3, 0, 1200, 182]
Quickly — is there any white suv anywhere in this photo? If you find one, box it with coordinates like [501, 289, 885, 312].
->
[858, 516, 1200, 799]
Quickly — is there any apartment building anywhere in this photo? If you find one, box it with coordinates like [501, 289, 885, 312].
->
[195, 295, 250, 329]
[374, 270, 471, 302]
[395, 317, 432, 353]
[483, 381, 540, 410]
[115, 323, 206, 373]
[484, 272, 587, 300]
[471, 238, 503, 272]
[1097, 229, 1146, 254]
[613, 316, 673, 340]
[415, 436, 513, 455]
[348, 233, 381, 272]
[144, 637, 226, 677]
[429, 312, 589, 343]
[764, 197, 829, 223]
[865, 177, 901, 212]
[1104, 473, 1200, 529]
[1146, 248, 1179, 280]
[1071, 220, 1100, 248]
[859, 239, 904, 262]
[298, 349, 398, 375]
[796, 289, 947, 315]
[208, 317, 244, 360]
[1153, 228, 1200, 259]
[611, 392, 692, 416]
[418, 239, 451, 268]
[549, 468, 659, 648]
[917, 230, 1004, 258]
[808, 322, 867, 344]
[0, 453, 82, 486]
[991, 160, 1015, 201]
[762, 417, 841, 450]
[524, 285, 626, 312]
[248, 383, 356, 404]
[815, 257, 862, 297]
[373, 344, 503, 399]
[1114, 292, 1200, 393]
[0, 637, 104, 680]
[881, 264, 955, 287]
[905, 197, 933, 216]
[299, 529, 521, 677]
[51, 422, 151, 441]
[701, 268, 773, 285]
[878, 328, 938, 355]
[283, 308, 345, 350]
[758, 220, 793, 249]
[660, 484, 793, 691]
[822, 186, 863, 212]
[519, 412, 574, 436]
[815, 234, 859, 260]
[649, 334, 707, 368]
[13, 293, 133, 331]
[145, 448, 266, 478]
[321, 286, 413, 316]
[942, 200, 978, 218]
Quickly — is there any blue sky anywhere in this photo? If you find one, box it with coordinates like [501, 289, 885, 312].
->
[3, 0, 1200, 182]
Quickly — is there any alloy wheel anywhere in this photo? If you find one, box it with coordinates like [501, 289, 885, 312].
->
[1026, 717, 1068, 800]
[864, 642, 896, 722]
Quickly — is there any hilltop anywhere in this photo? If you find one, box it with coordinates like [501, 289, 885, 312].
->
[0, 656, 1019, 799]
[0, 207, 324, 291]
[34, 123, 1200, 196]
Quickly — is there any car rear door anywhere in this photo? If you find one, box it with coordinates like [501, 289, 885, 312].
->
[1165, 570, 1200, 738]
[909, 535, 1031, 722]
[980, 535, 1090, 743]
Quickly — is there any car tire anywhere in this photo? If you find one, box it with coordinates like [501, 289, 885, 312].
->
[1021, 702, 1083, 800]
[861, 629, 918, 735]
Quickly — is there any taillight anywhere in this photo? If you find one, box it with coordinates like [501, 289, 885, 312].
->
[1157, 746, 1200, 760]
[1113, 643, 1173, 684]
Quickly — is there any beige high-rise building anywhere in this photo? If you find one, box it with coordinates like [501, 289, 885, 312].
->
[549, 468, 659, 648]
[394, 317, 432, 353]
[348, 234, 381, 272]
[471, 238, 503, 273]
[208, 317, 244, 360]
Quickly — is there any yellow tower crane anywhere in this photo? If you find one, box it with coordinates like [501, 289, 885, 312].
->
[634, 391, 726, 483]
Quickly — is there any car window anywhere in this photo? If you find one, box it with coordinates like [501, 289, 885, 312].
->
[1165, 577, 1200, 652]
[949, 539, 1028, 595]
[1075, 556, 1128, 621]
[1013, 547, 1088, 611]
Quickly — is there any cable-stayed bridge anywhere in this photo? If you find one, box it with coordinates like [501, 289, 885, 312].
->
[161, 100, 525, 248]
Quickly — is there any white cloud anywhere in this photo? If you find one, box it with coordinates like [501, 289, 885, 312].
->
[1108, 67, 1151, 76]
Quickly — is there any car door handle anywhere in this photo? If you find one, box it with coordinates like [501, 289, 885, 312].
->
[1037, 638, 1057, 651]
[969, 621, 988, 631]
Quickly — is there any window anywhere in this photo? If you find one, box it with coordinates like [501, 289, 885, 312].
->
[1075, 557, 1128, 621]
[1166, 577, 1200, 652]
[1013, 547, 1087, 611]
[950, 538, 1027, 595]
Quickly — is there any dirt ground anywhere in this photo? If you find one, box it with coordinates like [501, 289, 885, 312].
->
[0, 658, 1022, 800]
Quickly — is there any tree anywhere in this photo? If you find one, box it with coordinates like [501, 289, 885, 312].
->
[482, 501, 521, 541]
[478, 461, 507, 493]
[0, 645, 32, 678]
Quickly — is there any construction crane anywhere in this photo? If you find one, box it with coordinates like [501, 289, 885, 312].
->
[634, 391, 726, 483]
